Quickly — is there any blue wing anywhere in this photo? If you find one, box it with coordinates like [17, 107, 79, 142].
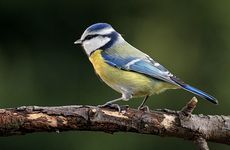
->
[101, 51, 218, 104]
[101, 51, 175, 84]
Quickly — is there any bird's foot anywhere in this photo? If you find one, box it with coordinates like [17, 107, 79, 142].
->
[138, 105, 150, 112]
[98, 103, 129, 112]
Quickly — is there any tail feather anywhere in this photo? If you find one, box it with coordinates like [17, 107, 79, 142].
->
[182, 84, 218, 104]
[171, 76, 218, 104]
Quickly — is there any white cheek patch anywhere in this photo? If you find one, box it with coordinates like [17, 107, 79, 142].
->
[83, 36, 111, 55]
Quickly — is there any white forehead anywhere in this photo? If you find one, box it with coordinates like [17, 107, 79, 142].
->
[80, 27, 115, 40]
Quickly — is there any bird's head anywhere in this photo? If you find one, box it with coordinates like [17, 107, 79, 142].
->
[75, 23, 122, 56]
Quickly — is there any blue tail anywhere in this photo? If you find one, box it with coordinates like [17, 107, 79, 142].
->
[171, 77, 218, 104]
[182, 84, 218, 104]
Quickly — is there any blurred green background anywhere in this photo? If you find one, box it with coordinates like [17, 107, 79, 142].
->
[0, 0, 229, 149]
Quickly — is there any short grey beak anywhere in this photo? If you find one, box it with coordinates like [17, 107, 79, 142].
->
[74, 39, 82, 44]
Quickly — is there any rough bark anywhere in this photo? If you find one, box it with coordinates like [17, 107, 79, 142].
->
[0, 97, 229, 149]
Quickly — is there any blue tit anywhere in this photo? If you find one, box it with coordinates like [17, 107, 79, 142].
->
[74, 23, 218, 110]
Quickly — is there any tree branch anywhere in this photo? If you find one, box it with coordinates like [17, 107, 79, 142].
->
[0, 97, 229, 149]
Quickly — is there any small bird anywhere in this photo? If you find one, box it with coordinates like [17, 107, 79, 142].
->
[75, 23, 218, 110]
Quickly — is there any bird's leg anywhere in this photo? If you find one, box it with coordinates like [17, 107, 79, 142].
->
[98, 97, 123, 112]
[98, 93, 132, 112]
[138, 96, 150, 112]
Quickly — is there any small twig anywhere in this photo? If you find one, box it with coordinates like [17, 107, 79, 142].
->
[194, 137, 209, 150]
[179, 97, 209, 149]
[180, 97, 198, 116]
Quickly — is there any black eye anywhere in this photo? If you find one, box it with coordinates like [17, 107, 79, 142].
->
[84, 34, 98, 41]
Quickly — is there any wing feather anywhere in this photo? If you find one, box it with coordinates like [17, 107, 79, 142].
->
[101, 51, 176, 84]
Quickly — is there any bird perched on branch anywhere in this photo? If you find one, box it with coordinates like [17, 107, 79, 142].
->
[75, 23, 218, 110]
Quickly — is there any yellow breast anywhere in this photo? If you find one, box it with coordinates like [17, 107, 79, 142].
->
[89, 50, 176, 97]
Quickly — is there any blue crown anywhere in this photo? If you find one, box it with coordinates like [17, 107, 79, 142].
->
[87, 23, 112, 32]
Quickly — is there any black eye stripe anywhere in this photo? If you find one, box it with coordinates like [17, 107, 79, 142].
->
[83, 32, 115, 42]
[83, 34, 99, 41]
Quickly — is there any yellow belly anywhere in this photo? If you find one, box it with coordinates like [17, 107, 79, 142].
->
[89, 50, 176, 97]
